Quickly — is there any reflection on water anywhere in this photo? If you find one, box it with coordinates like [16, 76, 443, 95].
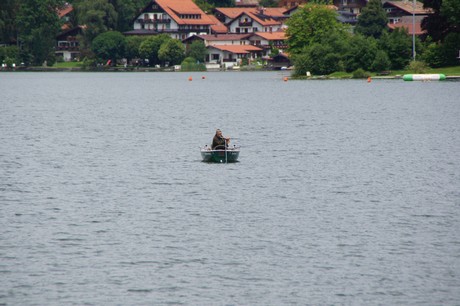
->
[1, 72, 460, 305]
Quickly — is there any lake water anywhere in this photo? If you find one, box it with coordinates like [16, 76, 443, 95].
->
[1, 71, 459, 305]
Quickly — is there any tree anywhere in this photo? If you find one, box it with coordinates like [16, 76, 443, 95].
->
[355, 0, 388, 39]
[91, 31, 126, 64]
[125, 35, 145, 63]
[345, 35, 378, 71]
[422, 32, 460, 67]
[0, 0, 19, 45]
[379, 28, 413, 69]
[158, 39, 185, 65]
[109, 0, 150, 32]
[306, 43, 343, 74]
[286, 4, 346, 55]
[0, 45, 19, 64]
[371, 50, 391, 71]
[73, 0, 118, 48]
[186, 40, 207, 63]
[421, 0, 459, 42]
[441, 0, 460, 26]
[259, 0, 280, 7]
[16, 0, 64, 66]
[292, 32, 349, 76]
[139, 34, 170, 66]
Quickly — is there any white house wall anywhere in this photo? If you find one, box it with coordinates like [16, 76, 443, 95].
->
[228, 19, 281, 33]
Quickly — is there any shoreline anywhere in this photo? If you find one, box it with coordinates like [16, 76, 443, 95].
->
[1, 67, 459, 79]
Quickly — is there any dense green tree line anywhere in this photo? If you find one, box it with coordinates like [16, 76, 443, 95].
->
[0, 0, 151, 65]
[89, 31, 206, 68]
[1, 0, 458, 69]
[286, 0, 459, 76]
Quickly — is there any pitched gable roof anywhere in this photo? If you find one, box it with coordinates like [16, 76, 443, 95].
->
[208, 44, 263, 54]
[144, 0, 214, 25]
[233, 11, 281, 26]
[384, 1, 432, 15]
[215, 7, 287, 19]
[197, 34, 252, 41]
[207, 14, 228, 33]
[251, 31, 286, 40]
[388, 22, 425, 35]
[57, 3, 73, 18]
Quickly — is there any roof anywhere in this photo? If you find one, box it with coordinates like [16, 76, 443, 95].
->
[384, 1, 432, 15]
[140, 0, 214, 26]
[232, 11, 281, 26]
[215, 7, 287, 19]
[251, 31, 286, 40]
[260, 8, 288, 18]
[57, 4, 73, 18]
[197, 34, 252, 41]
[388, 22, 425, 35]
[208, 44, 263, 54]
[207, 14, 228, 33]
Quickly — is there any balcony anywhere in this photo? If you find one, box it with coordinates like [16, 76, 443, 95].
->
[138, 18, 171, 25]
[56, 45, 80, 51]
[238, 20, 253, 27]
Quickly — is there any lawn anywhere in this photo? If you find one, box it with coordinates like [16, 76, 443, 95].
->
[52, 61, 82, 68]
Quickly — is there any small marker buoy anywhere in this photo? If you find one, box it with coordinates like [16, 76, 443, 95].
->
[283, 77, 288, 82]
[188, 76, 192, 81]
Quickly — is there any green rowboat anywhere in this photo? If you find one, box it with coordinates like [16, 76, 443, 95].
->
[201, 146, 240, 163]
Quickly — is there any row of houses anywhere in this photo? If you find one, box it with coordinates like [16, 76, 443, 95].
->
[56, 0, 432, 68]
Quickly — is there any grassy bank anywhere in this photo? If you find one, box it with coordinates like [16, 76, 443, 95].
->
[327, 65, 460, 79]
[53, 61, 82, 68]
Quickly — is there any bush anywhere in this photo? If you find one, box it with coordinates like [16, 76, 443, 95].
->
[407, 60, 428, 73]
[180, 57, 206, 71]
[371, 50, 391, 72]
[352, 68, 371, 78]
[4, 57, 15, 68]
[80, 57, 97, 70]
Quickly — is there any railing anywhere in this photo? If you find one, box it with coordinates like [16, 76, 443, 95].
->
[239, 20, 253, 27]
[138, 18, 171, 25]
[56, 46, 80, 51]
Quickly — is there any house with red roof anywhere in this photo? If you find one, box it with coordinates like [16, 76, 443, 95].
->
[55, 3, 82, 61]
[383, 1, 432, 37]
[214, 7, 288, 34]
[247, 31, 287, 53]
[207, 44, 263, 68]
[383, 0, 431, 24]
[125, 0, 215, 40]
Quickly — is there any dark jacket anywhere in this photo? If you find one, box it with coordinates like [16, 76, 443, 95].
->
[212, 135, 226, 149]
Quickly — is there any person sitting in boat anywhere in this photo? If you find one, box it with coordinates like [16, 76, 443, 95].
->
[212, 129, 230, 150]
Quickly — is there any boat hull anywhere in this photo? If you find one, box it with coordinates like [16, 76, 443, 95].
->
[201, 149, 239, 163]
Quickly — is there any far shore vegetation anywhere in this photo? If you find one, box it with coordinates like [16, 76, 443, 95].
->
[1, 0, 459, 75]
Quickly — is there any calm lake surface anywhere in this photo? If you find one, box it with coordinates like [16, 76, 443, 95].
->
[1, 72, 459, 305]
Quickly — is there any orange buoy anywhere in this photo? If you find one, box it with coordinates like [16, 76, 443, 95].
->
[188, 76, 192, 81]
[283, 77, 288, 82]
